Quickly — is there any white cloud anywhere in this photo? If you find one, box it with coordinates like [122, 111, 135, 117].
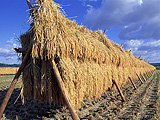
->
[86, 4, 93, 10]
[6, 56, 15, 61]
[89, 0, 97, 1]
[139, 0, 143, 5]
[79, 0, 98, 6]
[0, 37, 19, 64]
[123, 40, 160, 63]
[0, 48, 15, 57]
[127, 0, 143, 5]
[123, 40, 144, 50]
[6, 37, 14, 44]
[85, 0, 160, 40]
[80, 0, 98, 2]
[138, 40, 160, 51]
[13, 43, 19, 48]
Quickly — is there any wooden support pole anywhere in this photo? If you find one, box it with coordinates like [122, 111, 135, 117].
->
[147, 72, 150, 77]
[14, 47, 27, 54]
[112, 79, 126, 102]
[103, 29, 107, 35]
[84, 26, 87, 29]
[26, 0, 37, 18]
[146, 73, 149, 78]
[128, 76, 137, 90]
[0, 45, 32, 119]
[149, 72, 151, 77]
[136, 73, 143, 84]
[149, 72, 152, 77]
[144, 74, 148, 79]
[50, 59, 80, 120]
[148, 72, 150, 76]
[147, 73, 150, 78]
[142, 75, 147, 81]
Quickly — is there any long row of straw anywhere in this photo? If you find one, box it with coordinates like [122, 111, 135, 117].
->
[21, 0, 155, 109]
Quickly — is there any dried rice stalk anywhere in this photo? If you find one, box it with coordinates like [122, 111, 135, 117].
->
[21, 0, 156, 109]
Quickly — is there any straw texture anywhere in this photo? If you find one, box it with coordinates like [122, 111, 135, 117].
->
[21, 0, 155, 109]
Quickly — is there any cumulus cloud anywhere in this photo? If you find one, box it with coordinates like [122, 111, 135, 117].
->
[6, 37, 14, 44]
[79, 0, 98, 6]
[0, 48, 15, 57]
[123, 40, 144, 50]
[85, 0, 160, 40]
[0, 38, 19, 64]
[6, 56, 15, 61]
[138, 40, 160, 51]
[123, 40, 160, 63]
[81, 0, 97, 1]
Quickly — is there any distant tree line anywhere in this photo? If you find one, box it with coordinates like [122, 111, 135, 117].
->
[150, 63, 160, 67]
[149, 63, 160, 70]
[0, 63, 20, 67]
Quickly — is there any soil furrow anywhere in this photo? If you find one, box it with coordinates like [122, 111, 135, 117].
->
[114, 72, 155, 119]
[134, 72, 159, 119]
[0, 72, 157, 120]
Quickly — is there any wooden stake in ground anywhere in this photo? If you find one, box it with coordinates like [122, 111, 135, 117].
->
[112, 79, 126, 102]
[145, 73, 148, 79]
[50, 59, 80, 120]
[0, 45, 32, 119]
[144, 74, 148, 79]
[136, 73, 143, 84]
[128, 76, 137, 90]
[149, 72, 151, 77]
[142, 74, 147, 81]
[147, 73, 150, 78]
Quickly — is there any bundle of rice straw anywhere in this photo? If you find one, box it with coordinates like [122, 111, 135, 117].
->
[21, 0, 155, 109]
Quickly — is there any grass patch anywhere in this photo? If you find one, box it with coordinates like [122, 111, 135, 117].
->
[156, 66, 160, 70]
[0, 75, 15, 78]
[156, 73, 160, 104]
[0, 75, 22, 89]
[153, 73, 156, 80]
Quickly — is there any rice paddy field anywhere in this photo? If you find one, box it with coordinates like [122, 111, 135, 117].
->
[0, 70, 160, 119]
[0, 75, 22, 90]
[0, 67, 19, 75]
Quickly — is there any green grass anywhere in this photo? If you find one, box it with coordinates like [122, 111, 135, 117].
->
[156, 66, 160, 70]
[0, 75, 22, 89]
[0, 75, 15, 78]
[156, 73, 160, 103]
[153, 73, 156, 80]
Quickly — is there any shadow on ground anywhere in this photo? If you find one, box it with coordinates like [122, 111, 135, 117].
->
[0, 88, 66, 120]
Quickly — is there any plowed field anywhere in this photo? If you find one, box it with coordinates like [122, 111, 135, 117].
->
[0, 70, 160, 120]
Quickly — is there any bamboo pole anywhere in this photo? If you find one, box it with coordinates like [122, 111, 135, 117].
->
[50, 59, 80, 120]
[136, 73, 143, 84]
[112, 79, 126, 102]
[0, 45, 32, 119]
[128, 76, 137, 90]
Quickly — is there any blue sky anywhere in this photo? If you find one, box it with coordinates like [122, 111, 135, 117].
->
[0, 0, 160, 64]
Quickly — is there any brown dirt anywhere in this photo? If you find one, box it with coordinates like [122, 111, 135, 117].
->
[114, 71, 159, 120]
[0, 71, 160, 120]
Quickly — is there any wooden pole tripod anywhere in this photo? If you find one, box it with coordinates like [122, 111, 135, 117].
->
[0, 45, 32, 119]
